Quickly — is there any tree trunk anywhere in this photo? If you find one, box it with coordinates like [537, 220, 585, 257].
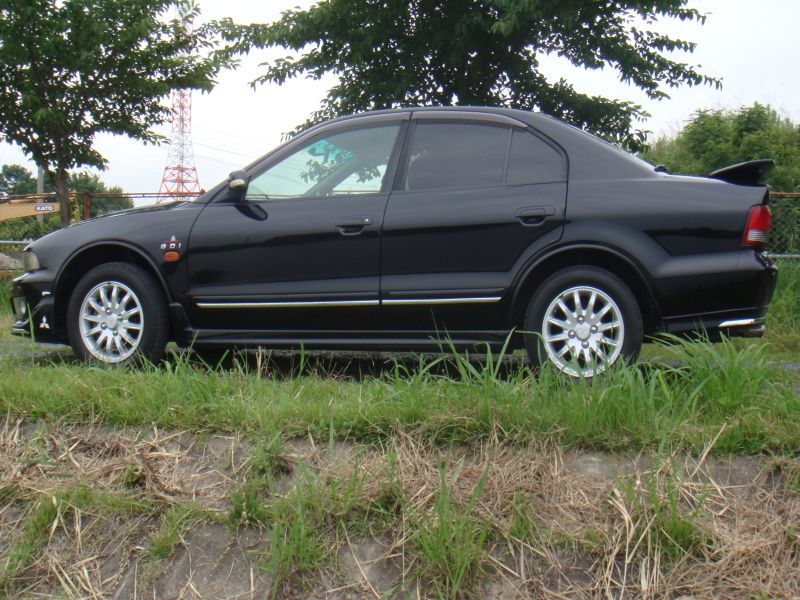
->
[53, 167, 71, 226]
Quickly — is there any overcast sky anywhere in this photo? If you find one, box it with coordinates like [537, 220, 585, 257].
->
[1, 0, 797, 194]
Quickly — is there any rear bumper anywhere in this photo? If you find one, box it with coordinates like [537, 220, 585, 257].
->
[661, 252, 777, 339]
[663, 315, 767, 339]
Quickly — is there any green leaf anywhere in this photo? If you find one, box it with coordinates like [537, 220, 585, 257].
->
[221, 0, 717, 149]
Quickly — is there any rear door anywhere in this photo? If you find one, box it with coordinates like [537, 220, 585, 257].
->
[380, 112, 568, 333]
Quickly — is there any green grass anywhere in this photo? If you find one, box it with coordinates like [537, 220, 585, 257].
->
[230, 478, 271, 528]
[411, 466, 489, 599]
[231, 469, 350, 595]
[0, 333, 797, 455]
[764, 259, 800, 353]
[0, 314, 13, 341]
[263, 473, 328, 596]
[0, 273, 11, 313]
[246, 433, 291, 479]
[228, 455, 403, 595]
[0, 261, 797, 598]
[618, 464, 711, 564]
[148, 501, 212, 561]
[0, 494, 61, 589]
[0, 259, 797, 457]
[0, 484, 150, 592]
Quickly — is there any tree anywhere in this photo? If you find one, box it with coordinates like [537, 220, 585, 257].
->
[643, 104, 800, 192]
[68, 171, 133, 217]
[0, 164, 36, 196]
[220, 0, 716, 148]
[0, 0, 225, 225]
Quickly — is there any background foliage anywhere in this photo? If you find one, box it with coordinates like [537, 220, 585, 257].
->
[0, 0, 224, 224]
[220, 0, 716, 148]
[643, 104, 800, 192]
[0, 164, 132, 240]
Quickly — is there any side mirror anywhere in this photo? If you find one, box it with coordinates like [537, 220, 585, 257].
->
[224, 170, 249, 202]
[228, 170, 248, 191]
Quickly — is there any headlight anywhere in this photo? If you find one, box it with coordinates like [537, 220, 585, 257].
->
[12, 297, 27, 319]
[22, 251, 40, 272]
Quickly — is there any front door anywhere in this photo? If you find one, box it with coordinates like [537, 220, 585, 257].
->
[186, 118, 406, 334]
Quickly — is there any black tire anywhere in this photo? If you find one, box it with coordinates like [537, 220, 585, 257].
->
[523, 266, 643, 377]
[67, 262, 169, 366]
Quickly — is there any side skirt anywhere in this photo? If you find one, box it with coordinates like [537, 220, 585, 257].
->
[184, 329, 518, 353]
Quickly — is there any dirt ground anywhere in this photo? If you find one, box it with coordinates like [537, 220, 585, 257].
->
[0, 418, 798, 599]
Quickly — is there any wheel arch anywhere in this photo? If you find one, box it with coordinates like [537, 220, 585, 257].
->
[53, 242, 171, 342]
[510, 244, 661, 335]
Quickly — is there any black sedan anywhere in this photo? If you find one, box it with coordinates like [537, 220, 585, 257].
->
[10, 107, 777, 377]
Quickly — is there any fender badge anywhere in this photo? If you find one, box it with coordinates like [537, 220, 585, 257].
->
[160, 235, 183, 251]
[40, 316, 50, 330]
[161, 235, 182, 262]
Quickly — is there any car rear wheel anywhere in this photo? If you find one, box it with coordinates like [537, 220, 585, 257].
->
[524, 266, 643, 378]
[67, 262, 169, 366]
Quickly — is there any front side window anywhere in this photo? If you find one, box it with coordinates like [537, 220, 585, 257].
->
[404, 122, 508, 191]
[246, 124, 401, 201]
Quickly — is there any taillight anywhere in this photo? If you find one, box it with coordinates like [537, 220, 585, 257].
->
[742, 205, 771, 247]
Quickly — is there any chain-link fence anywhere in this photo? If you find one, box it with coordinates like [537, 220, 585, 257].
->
[770, 192, 800, 258]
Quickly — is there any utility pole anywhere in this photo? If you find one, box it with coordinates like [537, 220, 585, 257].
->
[36, 166, 44, 225]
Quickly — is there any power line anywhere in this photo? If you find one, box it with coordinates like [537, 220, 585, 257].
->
[193, 140, 257, 159]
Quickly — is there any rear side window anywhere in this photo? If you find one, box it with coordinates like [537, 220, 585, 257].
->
[404, 123, 508, 191]
[507, 129, 566, 184]
[403, 121, 565, 191]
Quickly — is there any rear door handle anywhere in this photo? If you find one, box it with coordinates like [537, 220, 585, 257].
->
[335, 216, 372, 236]
[516, 205, 555, 226]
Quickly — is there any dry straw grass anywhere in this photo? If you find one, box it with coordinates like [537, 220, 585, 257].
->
[0, 414, 247, 597]
[323, 433, 800, 598]
[1, 415, 798, 598]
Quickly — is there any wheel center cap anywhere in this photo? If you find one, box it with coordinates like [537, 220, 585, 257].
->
[106, 314, 119, 329]
[575, 323, 591, 340]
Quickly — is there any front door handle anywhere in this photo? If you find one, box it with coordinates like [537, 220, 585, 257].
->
[335, 216, 372, 236]
[516, 205, 555, 226]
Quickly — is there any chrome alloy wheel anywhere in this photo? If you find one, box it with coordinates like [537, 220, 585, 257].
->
[78, 281, 144, 363]
[541, 285, 624, 377]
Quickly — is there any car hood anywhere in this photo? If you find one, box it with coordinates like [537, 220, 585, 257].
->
[87, 200, 193, 222]
[27, 200, 199, 254]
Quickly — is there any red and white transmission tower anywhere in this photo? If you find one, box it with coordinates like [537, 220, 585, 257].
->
[157, 89, 201, 202]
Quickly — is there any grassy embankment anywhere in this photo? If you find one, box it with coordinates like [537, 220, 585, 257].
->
[0, 262, 798, 597]
[0, 261, 798, 454]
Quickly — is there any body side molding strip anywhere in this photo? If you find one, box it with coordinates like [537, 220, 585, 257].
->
[196, 299, 380, 309]
[196, 296, 503, 309]
[382, 296, 502, 306]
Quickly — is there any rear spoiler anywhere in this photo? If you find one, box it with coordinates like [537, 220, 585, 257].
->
[709, 159, 774, 186]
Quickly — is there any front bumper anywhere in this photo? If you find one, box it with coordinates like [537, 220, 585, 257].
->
[10, 270, 59, 343]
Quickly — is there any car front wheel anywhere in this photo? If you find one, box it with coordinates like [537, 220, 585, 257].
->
[67, 262, 169, 366]
[524, 266, 643, 378]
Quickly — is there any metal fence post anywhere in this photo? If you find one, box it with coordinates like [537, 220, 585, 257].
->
[82, 190, 91, 221]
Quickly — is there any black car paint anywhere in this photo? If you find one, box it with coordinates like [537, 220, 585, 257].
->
[11, 107, 777, 351]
